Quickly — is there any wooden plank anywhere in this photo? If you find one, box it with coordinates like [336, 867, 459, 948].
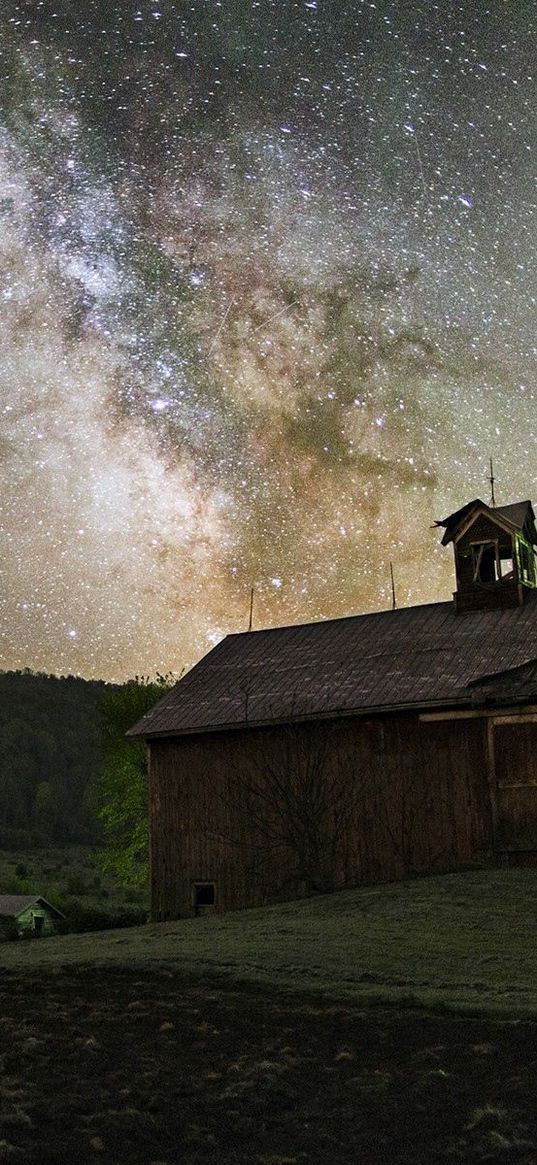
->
[420, 706, 537, 722]
[498, 781, 537, 789]
[486, 718, 499, 852]
[492, 714, 537, 725]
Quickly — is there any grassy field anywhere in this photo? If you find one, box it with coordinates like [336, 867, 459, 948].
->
[2, 963, 537, 1165]
[2, 866, 537, 1017]
[3, 869, 537, 1163]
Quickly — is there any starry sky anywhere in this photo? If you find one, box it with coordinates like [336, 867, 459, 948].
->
[1, 0, 537, 680]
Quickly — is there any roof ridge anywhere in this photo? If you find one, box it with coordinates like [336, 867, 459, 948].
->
[128, 589, 537, 739]
[224, 598, 454, 641]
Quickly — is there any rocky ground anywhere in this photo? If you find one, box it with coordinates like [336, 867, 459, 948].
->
[1, 965, 536, 1164]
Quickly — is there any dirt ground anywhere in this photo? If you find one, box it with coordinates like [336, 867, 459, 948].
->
[1, 966, 537, 1164]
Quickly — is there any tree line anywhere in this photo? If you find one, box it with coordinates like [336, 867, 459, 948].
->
[0, 669, 114, 847]
[0, 670, 174, 888]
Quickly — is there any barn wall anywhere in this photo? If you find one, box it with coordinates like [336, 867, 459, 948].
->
[148, 711, 493, 920]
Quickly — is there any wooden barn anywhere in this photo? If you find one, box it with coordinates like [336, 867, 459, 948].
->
[129, 495, 537, 921]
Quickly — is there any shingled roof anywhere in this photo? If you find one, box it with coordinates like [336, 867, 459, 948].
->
[0, 895, 64, 919]
[128, 591, 537, 739]
[436, 498, 537, 546]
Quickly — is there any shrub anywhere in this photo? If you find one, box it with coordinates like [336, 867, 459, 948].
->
[0, 918, 20, 942]
[65, 875, 88, 896]
[4, 876, 37, 895]
[0, 829, 49, 849]
[57, 904, 147, 934]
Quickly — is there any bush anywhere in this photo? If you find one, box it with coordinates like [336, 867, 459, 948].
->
[0, 918, 20, 942]
[15, 863, 28, 879]
[57, 905, 147, 934]
[124, 888, 140, 903]
[4, 876, 37, 896]
[0, 829, 49, 849]
[65, 875, 88, 896]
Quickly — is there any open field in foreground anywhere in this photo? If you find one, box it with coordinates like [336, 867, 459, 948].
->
[3, 870, 537, 1163]
[2, 964, 537, 1165]
[2, 867, 537, 1016]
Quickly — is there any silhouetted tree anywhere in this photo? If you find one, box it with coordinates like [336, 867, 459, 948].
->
[219, 702, 374, 898]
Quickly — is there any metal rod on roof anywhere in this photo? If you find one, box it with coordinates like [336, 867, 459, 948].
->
[490, 457, 496, 507]
[248, 585, 255, 631]
[390, 562, 397, 610]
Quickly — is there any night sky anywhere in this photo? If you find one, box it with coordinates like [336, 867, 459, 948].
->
[1, 1, 536, 680]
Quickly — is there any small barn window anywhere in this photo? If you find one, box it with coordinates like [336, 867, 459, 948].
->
[193, 882, 215, 907]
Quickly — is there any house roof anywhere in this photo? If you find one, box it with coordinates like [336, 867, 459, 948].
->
[436, 498, 537, 546]
[128, 589, 537, 739]
[0, 895, 65, 919]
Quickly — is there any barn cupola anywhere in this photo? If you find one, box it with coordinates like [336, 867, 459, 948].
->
[435, 498, 537, 614]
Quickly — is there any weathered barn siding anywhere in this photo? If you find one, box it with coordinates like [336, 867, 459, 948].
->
[490, 715, 537, 851]
[148, 711, 494, 920]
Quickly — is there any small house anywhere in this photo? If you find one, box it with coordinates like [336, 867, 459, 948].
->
[0, 895, 65, 940]
[129, 495, 537, 921]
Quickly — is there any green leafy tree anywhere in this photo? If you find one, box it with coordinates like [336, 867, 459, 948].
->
[99, 674, 175, 887]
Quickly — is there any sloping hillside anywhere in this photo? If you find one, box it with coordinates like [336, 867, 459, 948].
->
[2, 867, 537, 1018]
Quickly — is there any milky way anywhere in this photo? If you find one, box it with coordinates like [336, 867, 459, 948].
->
[1, 1, 537, 679]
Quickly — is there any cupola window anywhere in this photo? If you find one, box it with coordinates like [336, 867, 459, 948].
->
[471, 541, 497, 583]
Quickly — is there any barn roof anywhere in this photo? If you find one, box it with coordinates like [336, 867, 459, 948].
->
[128, 590, 537, 739]
[0, 895, 65, 919]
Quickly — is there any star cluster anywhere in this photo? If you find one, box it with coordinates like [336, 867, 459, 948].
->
[1, 1, 537, 678]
